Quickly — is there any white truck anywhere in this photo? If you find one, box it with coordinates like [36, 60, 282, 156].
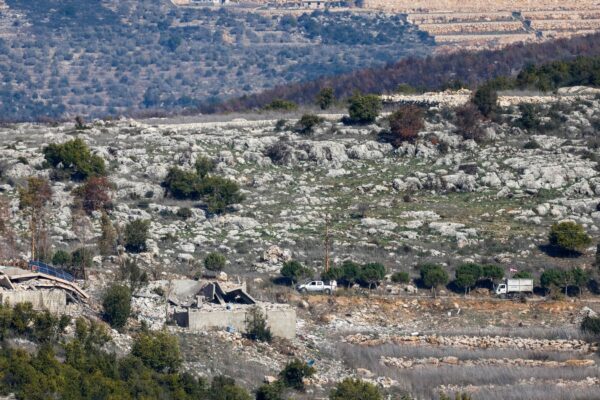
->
[495, 279, 534, 298]
[296, 280, 337, 294]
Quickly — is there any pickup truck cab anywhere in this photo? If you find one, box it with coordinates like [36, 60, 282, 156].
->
[296, 280, 337, 294]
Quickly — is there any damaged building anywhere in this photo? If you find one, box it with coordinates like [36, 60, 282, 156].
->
[0, 266, 88, 314]
[169, 281, 296, 339]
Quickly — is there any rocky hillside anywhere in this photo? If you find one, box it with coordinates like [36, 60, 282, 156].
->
[1, 89, 600, 281]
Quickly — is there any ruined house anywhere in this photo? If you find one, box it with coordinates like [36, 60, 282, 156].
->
[0, 266, 88, 314]
[172, 281, 296, 339]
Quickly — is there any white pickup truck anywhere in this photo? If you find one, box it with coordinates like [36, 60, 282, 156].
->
[296, 280, 337, 294]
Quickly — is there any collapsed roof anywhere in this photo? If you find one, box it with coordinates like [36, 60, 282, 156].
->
[0, 266, 89, 303]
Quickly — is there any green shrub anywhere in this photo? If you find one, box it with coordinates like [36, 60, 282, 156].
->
[329, 378, 382, 400]
[278, 359, 315, 390]
[581, 316, 600, 335]
[162, 167, 244, 214]
[454, 103, 484, 142]
[71, 247, 93, 270]
[295, 114, 324, 135]
[204, 252, 226, 271]
[119, 259, 148, 294]
[124, 219, 150, 253]
[419, 263, 449, 297]
[52, 249, 72, 266]
[316, 87, 335, 110]
[481, 264, 504, 283]
[176, 207, 192, 220]
[194, 156, 215, 178]
[210, 376, 252, 400]
[548, 221, 591, 254]
[102, 284, 131, 330]
[256, 382, 284, 400]
[358, 262, 386, 289]
[472, 85, 498, 117]
[513, 271, 533, 279]
[348, 94, 381, 124]
[455, 263, 482, 294]
[43, 138, 106, 181]
[244, 306, 272, 343]
[131, 330, 182, 373]
[263, 99, 298, 111]
[391, 271, 410, 284]
[281, 260, 312, 284]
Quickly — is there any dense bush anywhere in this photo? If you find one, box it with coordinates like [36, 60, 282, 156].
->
[391, 271, 410, 284]
[295, 114, 324, 135]
[472, 85, 498, 117]
[513, 271, 533, 279]
[322, 260, 386, 289]
[51, 249, 72, 267]
[162, 166, 244, 215]
[204, 252, 226, 271]
[176, 207, 193, 220]
[43, 138, 106, 181]
[548, 221, 591, 254]
[0, 302, 69, 342]
[316, 87, 335, 110]
[124, 219, 150, 253]
[119, 259, 149, 294]
[263, 99, 298, 111]
[383, 105, 424, 145]
[102, 284, 131, 330]
[131, 330, 182, 373]
[419, 263, 449, 297]
[329, 378, 382, 400]
[455, 263, 482, 294]
[278, 359, 315, 390]
[71, 247, 93, 271]
[581, 316, 600, 335]
[256, 382, 284, 400]
[347, 94, 381, 124]
[281, 260, 312, 284]
[358, 262, 386, 289]
[244, 306, 272, 343]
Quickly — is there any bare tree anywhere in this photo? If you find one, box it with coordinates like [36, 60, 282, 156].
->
[18, 177, 52, 261]
[0, 195, 17, 261]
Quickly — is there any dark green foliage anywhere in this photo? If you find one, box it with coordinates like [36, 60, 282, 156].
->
[316, 87, 335, 110]
[119, 259, 148, 294]
[71, 247, 93, 270]
[472, 85, 498, 117]
[516, 56, 600, 92]
[391, 271, 410, 284]
[281, 260, 312, 284]
[348, 94, 381, 124]
[131, 330, 182, 373]
[419, 263, 449, 296]
[517, 103, 541, 130]
[43, 138, 106, 181]
[162, 166, 244, 215]
[548, 221, 591, 254]
[176, 207, 193, 220]
[256, 382, 284, 400]
[295, 114, 324, 135]
[210, 376, 252, 400]
[245, 306, 272, 343]
[513, 271, 533, 279]
[195, 156, 215, 178]
[481, 264, 504, 283]
[581, 316, 600, 335]
[102, 284, 131, 330]
[124, 219, 150, 253]
[540, 267, 588, 295]
[263, 99, 298, 111]
[0, 302, 68, 342]
[0, 307, 260, 400]
[329, 378, 382, 400]
[278, 359, 315, 391]
[455, 263, 482, 294]
[358, 262, 386, 289]
[204, 252, 226, 271]
[51, 249, 71, 266]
